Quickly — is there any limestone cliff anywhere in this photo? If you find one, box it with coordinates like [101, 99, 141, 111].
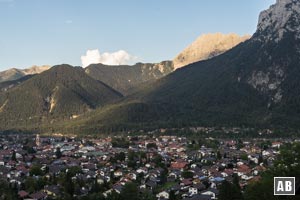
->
[173, 33, 250, 69]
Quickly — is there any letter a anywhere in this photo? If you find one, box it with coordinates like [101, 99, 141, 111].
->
[277, 181, 284, 191]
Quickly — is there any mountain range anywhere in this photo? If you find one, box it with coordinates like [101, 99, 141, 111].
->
[0, 65, 51, 83]
[0, 65, 122, 130]
[65, 0, 300, 133]
[0, 33, 246, 95]
[0, 0, 299, 134]
[85, 61, 174, 95]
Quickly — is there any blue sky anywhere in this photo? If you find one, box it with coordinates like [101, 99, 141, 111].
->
[0, 0, 275, 70]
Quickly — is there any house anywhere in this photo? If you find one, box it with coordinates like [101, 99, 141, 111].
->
[194, 183, 206, 191]
[223, 169, 234, 177]
[189, 187, 198, 196]
[156, 191, 169, 199]
[171, 161, 188, 170]
[237, 164, 251, 176]
[97, 177, 105, 184]
[272, 142, 282, 148]
[29, 191, 47, 200]
[241, 174, 253, 181]
[114, 170, 123, 177]
[44, 185, 60, 197]
[126, 172, 137, 180]
[183, 194, 212, 200]
[136, 167, 148, 174]
[103, 189, 113, 197]
[167, 175, 176, 182]
[18, 190, 29, 199]
[112, 184, 123, 194]
[170, 183, 181, 192]
[145, 180, 157, 190]
[49, 165, 64, 175]
[181, 179, 193, 186]
[201, 188, 219, 200]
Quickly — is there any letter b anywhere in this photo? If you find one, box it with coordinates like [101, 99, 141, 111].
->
[285, 181, 292, 191]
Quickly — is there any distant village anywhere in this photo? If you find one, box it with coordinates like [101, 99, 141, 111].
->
[0, 132, 297, 200]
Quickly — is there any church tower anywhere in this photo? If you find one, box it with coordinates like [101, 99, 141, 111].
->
[36, 134, 41, 147]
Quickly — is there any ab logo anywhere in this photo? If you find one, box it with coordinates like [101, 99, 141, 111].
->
[274, 177, 295, 195]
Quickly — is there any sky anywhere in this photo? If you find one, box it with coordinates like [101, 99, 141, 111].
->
[0, 0, 275, 71]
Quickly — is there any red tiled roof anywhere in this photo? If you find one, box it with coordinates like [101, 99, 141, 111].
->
[181, 178, 193, 186]
[171, 162, 188, 169]
[29, 191, 47, 200]
[250, 176, 261, 183]
[272, 142, 282, 145]
[224, 169, 234, 175]
[18, 190, 28, 198]
[237, 164, 251, 173]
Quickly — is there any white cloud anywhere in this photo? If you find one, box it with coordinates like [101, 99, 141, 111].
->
[81, 49, 137, 68]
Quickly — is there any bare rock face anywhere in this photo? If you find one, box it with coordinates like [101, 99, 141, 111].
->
[173, 33, 250, 69]
[246, 0, 300, 104]
[0, 65, 51, 82]
[22, 65, 51, 75]
[256, 0, 300, 41]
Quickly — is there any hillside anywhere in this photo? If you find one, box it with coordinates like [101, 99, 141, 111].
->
[0, 75, 35, 92]
[1, 0, 299, 134]
[0, 64, 122, 130]
[85, 61, 174, 95]
[64, 0, 300, 132]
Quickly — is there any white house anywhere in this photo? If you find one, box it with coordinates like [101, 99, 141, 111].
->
[202, 190, 217, 200]
[189, 187, 198, 196]
[156, 191, 169, 199]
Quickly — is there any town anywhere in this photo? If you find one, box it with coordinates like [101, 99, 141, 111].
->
[0, 131, 298, 200]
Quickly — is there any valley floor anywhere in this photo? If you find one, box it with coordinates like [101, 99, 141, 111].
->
[0, 132, 299, 200]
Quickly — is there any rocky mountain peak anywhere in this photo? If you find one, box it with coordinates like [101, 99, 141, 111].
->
[256, 0, 300, 41]
[22, 65, 51, 75]
[0, 65, 51, 83]
[173, 33, 250, 69]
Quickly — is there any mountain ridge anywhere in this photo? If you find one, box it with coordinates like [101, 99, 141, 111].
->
[61, 0, 300, 133]
[85, 61, 174, 95]
[0, 65, 51, 83]
[1, 0, 299, 133]
[0, 64, 122, 130]
[173, 33, 250, 69]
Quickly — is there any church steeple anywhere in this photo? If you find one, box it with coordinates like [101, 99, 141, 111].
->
[36, 134, 41, 147]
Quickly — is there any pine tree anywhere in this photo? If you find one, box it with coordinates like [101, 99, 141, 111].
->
[218, 180, 243, 200]
[55, 147, 62, 159]
[11, 150, 17, 161]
